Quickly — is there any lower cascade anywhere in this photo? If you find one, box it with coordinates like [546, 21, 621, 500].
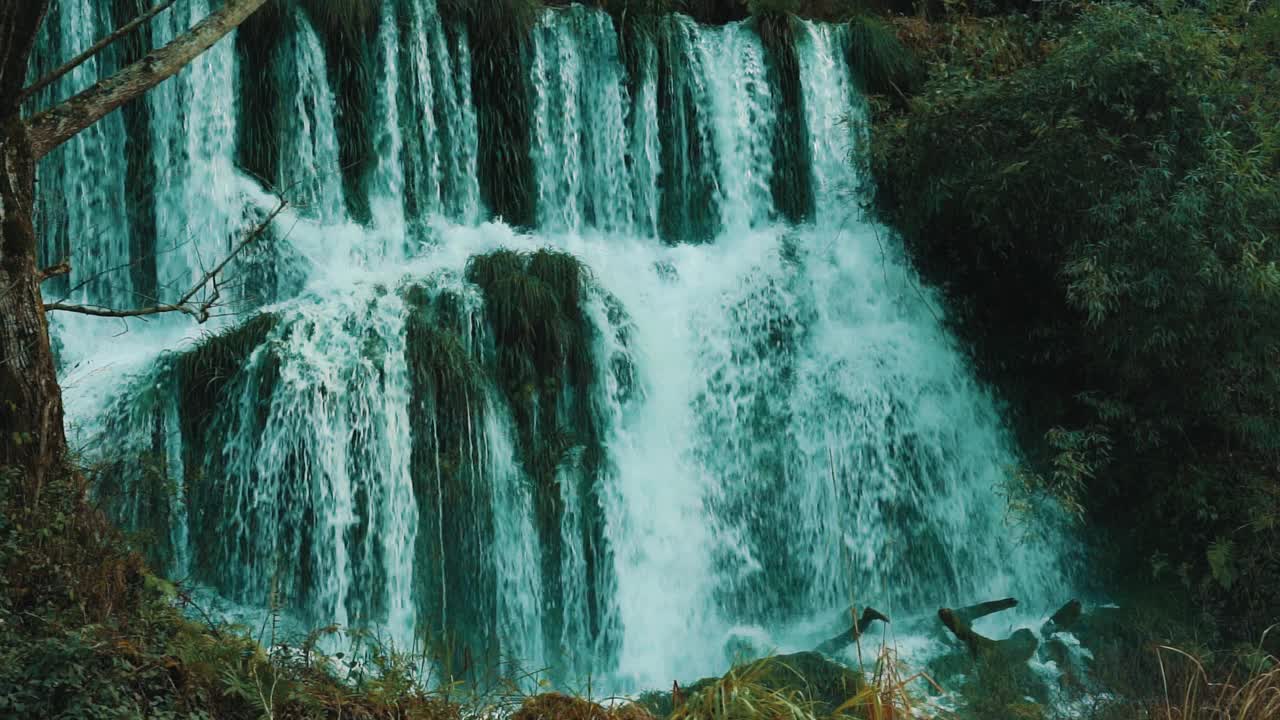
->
[42, 2, 1072, 691]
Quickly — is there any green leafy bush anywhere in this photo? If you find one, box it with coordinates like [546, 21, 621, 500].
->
[871, 1, 1280, 636]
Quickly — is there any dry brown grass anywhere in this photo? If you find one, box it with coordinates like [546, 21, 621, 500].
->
[1152, 640, 1280, 720]
[512, 693, 657, 720]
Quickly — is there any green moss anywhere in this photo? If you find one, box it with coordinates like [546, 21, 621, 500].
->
[465, 248, 620, 663]
[441, 0, 540, 226]
[170, 314, 278, 528]
[173, 314, 278, 425]
[467, 249, 590, 385]
[757, 12, 815, 224]
[403, 284, 500, 669]
[655, 20, 721, 244]
[639, 651, 866, 718]
[234, 1, 289, 188]
[300, 0, 383, 34]
[301, 0, 382, 224]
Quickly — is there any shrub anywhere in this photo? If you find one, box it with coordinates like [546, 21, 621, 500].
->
[871, 1, 1280, 637]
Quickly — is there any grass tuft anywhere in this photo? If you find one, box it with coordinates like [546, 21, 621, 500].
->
[846, 14, 920, 96]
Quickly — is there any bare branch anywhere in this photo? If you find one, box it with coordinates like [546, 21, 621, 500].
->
[37, 260, 71, 283]
[45, 199, 286, 321]
[17, 0, 179, 107]
[25, 0, 269, 160]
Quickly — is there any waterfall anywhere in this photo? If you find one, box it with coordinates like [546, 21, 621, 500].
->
[40, 5, 1071, 691]
[273, 11, 346, 221]
[149, 0, 249, 306]
[29, 0, 133, 309]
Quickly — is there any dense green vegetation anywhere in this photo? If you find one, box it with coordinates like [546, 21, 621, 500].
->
[869, 0, 1280, 645]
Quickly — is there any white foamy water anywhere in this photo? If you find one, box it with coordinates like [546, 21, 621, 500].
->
[37, 4, 1070, 693]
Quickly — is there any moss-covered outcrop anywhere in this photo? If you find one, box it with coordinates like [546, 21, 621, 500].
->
[513, 693, 655, 720]
[299, 0, 383, 224]
[755, 13, 815, 224]
[402, 282, 500, 671]
[465, 249, 616, 659]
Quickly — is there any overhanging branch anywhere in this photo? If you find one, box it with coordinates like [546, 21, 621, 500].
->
[17, 0, 179, 107]
[25, 0, 269, 160]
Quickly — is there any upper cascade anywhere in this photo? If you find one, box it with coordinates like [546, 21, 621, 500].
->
[37, 1, 1072, 691]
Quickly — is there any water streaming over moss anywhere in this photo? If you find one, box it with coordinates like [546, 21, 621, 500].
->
[40, 3, 1072, 692]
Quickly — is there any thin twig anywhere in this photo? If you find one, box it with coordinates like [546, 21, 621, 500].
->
[45, 199, 287, 321]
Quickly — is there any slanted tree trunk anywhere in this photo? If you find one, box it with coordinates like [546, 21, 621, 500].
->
[814, 606, 890, 655]
[0, 0, 60, 499]
[938, 598, 1039, 665]
[1, 0, 268, 495]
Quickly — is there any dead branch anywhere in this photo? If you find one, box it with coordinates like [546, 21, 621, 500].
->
[45, 199, 286, 321]
[17, 0, 179, 106]
[25, 0, 269, 159]
[938, 598, 1039, 664]
[815, 606, 891, 655]
[951, 597, 1018, 626]
[37, 260, 70, 283]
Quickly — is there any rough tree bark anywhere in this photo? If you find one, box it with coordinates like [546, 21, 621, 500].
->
[0, 0, 268, 495]
[1, 0, 59, 498]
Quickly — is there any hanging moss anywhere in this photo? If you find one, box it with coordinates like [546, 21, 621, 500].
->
[174, 314, 277, 407]
[675, 0, 750, 24]
[402, 284, 501, 670]
[110, 0, 159, 304]
[162, 313, 280, 586]
[465, 248, 622, 664]
[441, 0, 540, 227]
[299, 0, 382, 32]
[757, 12, 815, 224]
[299, 0, 382, 224]
[234, 1, 289, 187]
[466, 249, 588, 386]
[403, 285, 486, 414]
[172, 314, 279, 465]
[655, 20, 721, 244]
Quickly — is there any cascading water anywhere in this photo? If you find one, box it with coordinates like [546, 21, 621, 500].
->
[41, 2, 1071, 692]
[29, 0, 133, 309]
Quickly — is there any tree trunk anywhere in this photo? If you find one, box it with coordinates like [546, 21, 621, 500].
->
[1, 1, 61, 496]
[1, 0, 268, 493]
